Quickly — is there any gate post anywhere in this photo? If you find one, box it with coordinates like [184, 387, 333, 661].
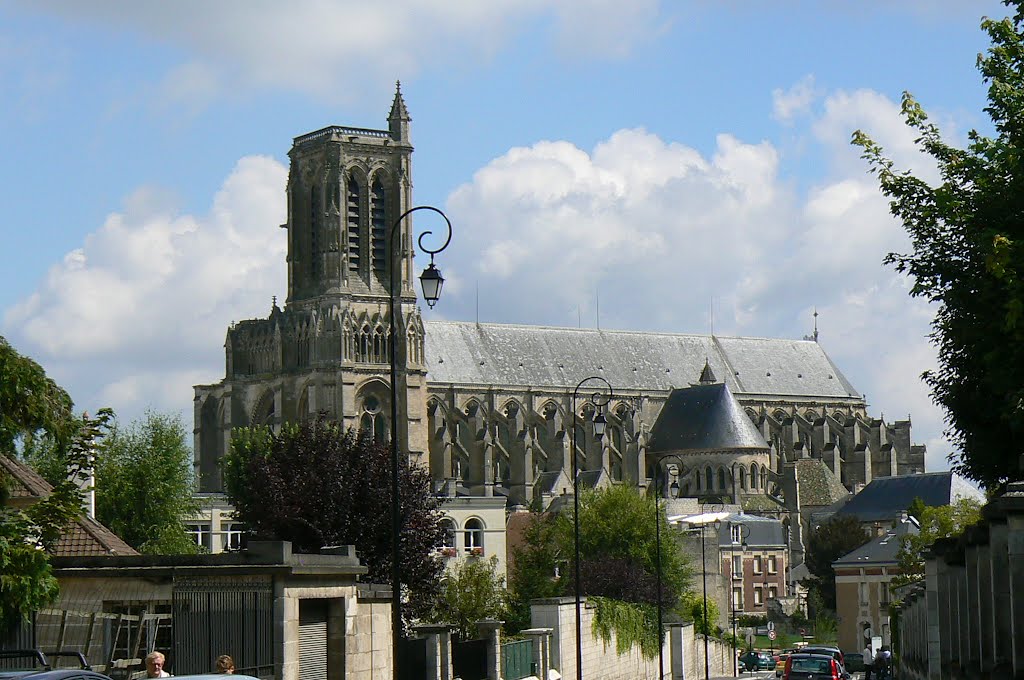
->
[476, 619, 503, 680]
[413, 624, 455, 680]
[521, 628, 553, 679]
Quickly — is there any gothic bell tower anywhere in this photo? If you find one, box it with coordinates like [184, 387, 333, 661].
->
[194, 84, 430, 492]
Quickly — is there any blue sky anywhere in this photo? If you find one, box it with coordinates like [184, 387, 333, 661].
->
[0, 1, 1009, 472]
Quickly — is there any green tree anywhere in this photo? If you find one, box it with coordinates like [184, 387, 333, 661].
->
[894, 497, 982, 585]
[852, 2, 1024, 490]
[223, 417, 447, 629]
[93, 411, 201, 555]
[802, 515, 871, 611]
[428, 556, 508, 640]
[507, 485, 693, 655]
[1, 335, 112, 629]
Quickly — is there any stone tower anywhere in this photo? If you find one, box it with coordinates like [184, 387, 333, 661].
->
[194, 84, 430, 492]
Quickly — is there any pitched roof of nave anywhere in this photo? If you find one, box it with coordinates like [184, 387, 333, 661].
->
[648, 382, 768, 452]
[423, 321, 861, 401]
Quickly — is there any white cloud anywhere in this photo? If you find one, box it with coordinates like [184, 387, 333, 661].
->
[3, 155, 287, 418]
[19, 0, 668, 105]
[773, 75, 819, 124]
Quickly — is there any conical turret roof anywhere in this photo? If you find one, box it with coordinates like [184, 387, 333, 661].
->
[648, 382, 768, 453]
[389, 80, 410, 121]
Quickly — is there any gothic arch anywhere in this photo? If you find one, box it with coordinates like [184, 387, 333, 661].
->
[251, 389, 276, 427]
[717, 466, 727, 490]
[356, 378, 390, 443]
[199, 395, 224, 492]
[705, 466, 714, 491]
[738, 465, 747, 490]
[750, 462, 760, 489]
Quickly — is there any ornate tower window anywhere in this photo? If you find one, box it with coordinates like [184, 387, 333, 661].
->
[347, 173, 361, 272]
[371, 177, 387, 275]
[359, 393, 387, 443]
[310, 185, 321, 279]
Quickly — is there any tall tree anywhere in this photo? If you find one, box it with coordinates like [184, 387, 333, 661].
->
[223, 418, 447, 627]
[802, 515, 871, 612]
[92, 411, 201, 555]
[852, 1, 1024, 490]
[1, 335, 112, 629]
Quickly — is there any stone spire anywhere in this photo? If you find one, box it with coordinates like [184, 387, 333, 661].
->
[389, 80, 411, 143]
[698, 358, 717, 384]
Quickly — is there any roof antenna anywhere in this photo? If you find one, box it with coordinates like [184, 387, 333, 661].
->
[813, 307, 819, 342]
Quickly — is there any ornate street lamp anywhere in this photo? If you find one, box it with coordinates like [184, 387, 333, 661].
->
[570, 376, 613, 680]
[388, 205, 452, 680]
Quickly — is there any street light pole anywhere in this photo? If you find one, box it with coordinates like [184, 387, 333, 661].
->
[388, 205, 452, 680]
[570, 376, 612, 680]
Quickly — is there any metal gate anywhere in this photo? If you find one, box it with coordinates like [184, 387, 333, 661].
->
[396, 638, 427, 680]
[501, 639, 534, 680]
[172, 576, 273, 677]
[451, 639, 488, 680]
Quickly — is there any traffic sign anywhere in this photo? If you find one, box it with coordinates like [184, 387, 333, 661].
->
[768, 630, 777, 641]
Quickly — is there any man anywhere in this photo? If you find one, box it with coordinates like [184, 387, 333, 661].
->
[145, 651, 171, 678]
[863, 644, 873, 680]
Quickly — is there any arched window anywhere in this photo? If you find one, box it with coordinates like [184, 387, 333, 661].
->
[705, 466, 714, 491]
[440, 520, 456, 550]
[371, 177, 387, 274]
[310, 185, 321, 280]
[359, 393, 386, 443]
[346, 174, 361, 271]
[750, 463, 760, 489]
[718, 467, 727, 490]
[464, 518, 484, 555]
[738, 466, 747, 490]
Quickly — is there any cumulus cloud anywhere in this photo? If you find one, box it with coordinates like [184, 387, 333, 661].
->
[3, 155, 287, 417]
[19, 0, 668, 105]
[772, 75, 819, 124]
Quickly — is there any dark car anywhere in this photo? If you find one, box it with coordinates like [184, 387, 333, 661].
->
[842, 652, 865, 672]
[783, 652, 850, 680]
[739, 650, 775, 671]
[801, 646, 845, 669]
[0, 650, 112, 680]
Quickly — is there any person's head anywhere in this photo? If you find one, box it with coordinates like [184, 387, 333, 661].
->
[145, 652, 166, 678]
[215, 655, 235, 674]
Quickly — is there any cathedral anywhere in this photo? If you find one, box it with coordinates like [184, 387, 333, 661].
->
[192, 86, 926, 571]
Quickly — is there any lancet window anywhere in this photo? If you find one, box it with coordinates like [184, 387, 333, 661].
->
[347, 174, 361, 271]
[371, 177, 387, 275]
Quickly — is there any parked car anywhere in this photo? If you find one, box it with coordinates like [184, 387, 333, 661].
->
[775, 652, 792, 677]
[800, 645, 845, 669]
[0, 650, 112, 680]
[739, 650, 775, 671]
[842, 652, 865, 672]
[783, 652, 851, 680]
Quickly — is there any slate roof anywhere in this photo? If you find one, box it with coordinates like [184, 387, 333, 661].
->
[424, 322, 861, 401]
[835, 471, 986, 523]
[0, 454, 137, 557]
[715, 512, 786, 547]
[794, 458, 850, 507]
[833, 516, 919, 568]
[648, 383, 768, 453]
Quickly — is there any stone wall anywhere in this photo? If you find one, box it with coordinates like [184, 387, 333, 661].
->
[893, 481, 1024, 680]
[530, 597, 732, 680]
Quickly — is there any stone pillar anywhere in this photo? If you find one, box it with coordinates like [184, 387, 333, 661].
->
[986, 513, 1011, 673]
[522, 628, 553, 679]
[974, 526, 995, 675]
[476, 619, 503, 680]
[412, 624, 454, 680]
[998, 481, 1024, 677]
[925, 556, 941, 680]
[964, 539, 981, 674]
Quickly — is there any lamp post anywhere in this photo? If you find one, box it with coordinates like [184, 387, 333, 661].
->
[570, 376, 612, 680]
[652, 453, 688, 680]
[388, 205, 452, 680]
